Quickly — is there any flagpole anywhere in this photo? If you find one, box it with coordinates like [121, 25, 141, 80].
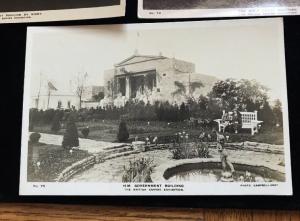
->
[47, 86, 51, 109]
[37, 72, 42, 109]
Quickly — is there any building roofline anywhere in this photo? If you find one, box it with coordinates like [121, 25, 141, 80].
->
[114, 54, 167, 67]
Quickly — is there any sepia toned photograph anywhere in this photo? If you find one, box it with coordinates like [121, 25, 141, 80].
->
[139, 0, 300, 18]
[20, 18, 292, 196]
[0, 0, 125, 23]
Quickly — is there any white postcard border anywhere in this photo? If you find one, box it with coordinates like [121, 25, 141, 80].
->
[0, 0, 125, 23]
[20, 18, 293, 196]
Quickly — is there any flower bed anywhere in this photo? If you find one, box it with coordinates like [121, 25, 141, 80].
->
[27, 142, 91, 182]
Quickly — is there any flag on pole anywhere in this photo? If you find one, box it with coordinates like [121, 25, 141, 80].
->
[48, 81, 57, 91]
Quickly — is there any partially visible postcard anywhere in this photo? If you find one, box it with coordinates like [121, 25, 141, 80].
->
[0, 0, 125, 23]
[20, 18, 292, 196]
[138, 0, 300, 18]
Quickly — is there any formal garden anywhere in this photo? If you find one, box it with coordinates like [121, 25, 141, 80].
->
[27, 78, 286, 183]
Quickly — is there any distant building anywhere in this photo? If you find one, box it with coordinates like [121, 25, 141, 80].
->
[31, 82, 103, 110]
[82, 86, 105, 102]
[103, 52, 217, 105]
[31, 90, 79, 110]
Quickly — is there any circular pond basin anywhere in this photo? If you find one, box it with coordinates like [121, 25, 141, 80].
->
[163, 162, 285, 182]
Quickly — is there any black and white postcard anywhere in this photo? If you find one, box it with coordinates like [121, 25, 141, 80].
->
[138, 0, 300, 18]
[20, 18, 292, 196]
[0, 0, 125, 23]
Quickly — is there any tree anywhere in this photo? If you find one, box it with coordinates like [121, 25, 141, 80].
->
[259, 101, 275, 127]
[209, 78, 269, 111]
[198, 95, 209, 111]
[179, 102, 190, 121]
[206, 97, 223, 120]
[237, 79, 269, 111]
[117, 120, 129, 142]
[273, 99, 283, 127]
[93, 91, 105, 102]
[142, 87, 153, 103]
[209, 79, 239, 110]
[172, 80, 204, 101]
[189, 82, 204, 97]
[62, 115, 79, 148]
[187, 99, 200, 119]
[75, 72, 88, 109]
[172, 81, 186, 98]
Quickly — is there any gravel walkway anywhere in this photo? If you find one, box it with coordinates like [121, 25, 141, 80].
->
[70, 147, 285, 183]
[37, 133, 125, 154]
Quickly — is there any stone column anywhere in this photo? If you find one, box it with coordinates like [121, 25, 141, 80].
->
[125, 76, 131, 99]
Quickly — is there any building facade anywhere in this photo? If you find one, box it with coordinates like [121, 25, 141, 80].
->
[103, 53, 217, 104]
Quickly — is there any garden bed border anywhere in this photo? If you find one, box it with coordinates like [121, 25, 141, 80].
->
[55, 144, 170, 182]
[151, 158, 286, 182]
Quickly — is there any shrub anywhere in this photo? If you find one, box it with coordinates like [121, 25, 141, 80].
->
[117, 120, 129, 142]
[62, 115, 79, 148]
[51, 112, 61, 132]
[29, 133, 41, 143]
[195, 142, 209, 158]
[259, 102, 275, 127]
[29, 108, 38, 131]
[122, 158, 153, 182]
[170, 133, 210, 159]
[171, 145, 185, 159]
[29, 123, 34, 131]
[43, 109, 56, 124]
[81, 127, 90, 138]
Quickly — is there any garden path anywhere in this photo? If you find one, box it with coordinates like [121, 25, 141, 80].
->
[70, 148, 285, 182]
[37, 133, 125, 154]
[70, 150, 173, 182]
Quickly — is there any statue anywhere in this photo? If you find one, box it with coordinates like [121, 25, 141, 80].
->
[216, 133, 235, 182]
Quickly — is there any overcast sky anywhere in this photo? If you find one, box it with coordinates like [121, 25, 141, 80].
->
[27, 18, 286, 101]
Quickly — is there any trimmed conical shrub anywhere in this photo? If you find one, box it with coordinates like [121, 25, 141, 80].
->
[81, 127, 90, 138]
[29, 132, 41, 144]
[117, 120, 129, 142]
[62, 115, 79, 148]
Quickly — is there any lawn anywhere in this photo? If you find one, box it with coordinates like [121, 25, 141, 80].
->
[143, 0, 300, 9]
[27, 120, 284, 182]
[32, 120, 284, 145]
[27, 142, 91, 182]
[33, 120, 187, 142]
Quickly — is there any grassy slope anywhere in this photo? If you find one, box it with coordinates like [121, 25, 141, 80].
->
[32, 120, 284, 145]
